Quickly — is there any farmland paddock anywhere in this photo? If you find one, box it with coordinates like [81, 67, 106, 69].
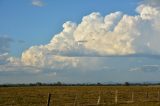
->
[1, 86, 160, 106]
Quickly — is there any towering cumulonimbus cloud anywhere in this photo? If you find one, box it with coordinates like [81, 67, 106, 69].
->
[20, 3, 160, 67]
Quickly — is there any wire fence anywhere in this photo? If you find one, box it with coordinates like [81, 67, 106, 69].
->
[48, 90, 160, 105]
[1, 90, 160, 106]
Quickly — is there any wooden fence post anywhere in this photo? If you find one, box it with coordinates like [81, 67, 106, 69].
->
[115, 90, 118, 104]
[74, 94, 77, 106]
[146, 92, 148, 101]
[131, 92, 134, 103]
[158, 91, 160, 102]
[97, 92, 101, 105]
[47, 93, 51, 106]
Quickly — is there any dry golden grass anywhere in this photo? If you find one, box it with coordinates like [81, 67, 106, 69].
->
[0, 86, 160, 106]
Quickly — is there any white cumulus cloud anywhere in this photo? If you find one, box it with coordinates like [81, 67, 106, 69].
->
[1, 1, 160, 75]
[21, 3, 160, 67]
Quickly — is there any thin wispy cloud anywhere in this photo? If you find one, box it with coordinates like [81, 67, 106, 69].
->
[129, 65, 160, 72]
[32, 0, 45, 7]
[0, 36, 13, 54]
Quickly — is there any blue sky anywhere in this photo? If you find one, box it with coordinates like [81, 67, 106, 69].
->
[0, 0, 140, 56]
[0, 0, 160, 84]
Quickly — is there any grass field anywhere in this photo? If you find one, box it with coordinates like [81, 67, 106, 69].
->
[1, 86, 160, 106]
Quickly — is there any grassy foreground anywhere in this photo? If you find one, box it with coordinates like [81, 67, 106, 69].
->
[0, 86, 160, 106]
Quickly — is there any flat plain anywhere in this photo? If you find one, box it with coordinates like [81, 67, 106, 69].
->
[1, 86, 160, 106]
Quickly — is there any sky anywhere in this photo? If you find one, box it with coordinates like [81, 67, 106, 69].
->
[0, 0, 160, 84]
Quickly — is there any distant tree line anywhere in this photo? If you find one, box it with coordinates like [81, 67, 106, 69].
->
[0, 81, 160, 87]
